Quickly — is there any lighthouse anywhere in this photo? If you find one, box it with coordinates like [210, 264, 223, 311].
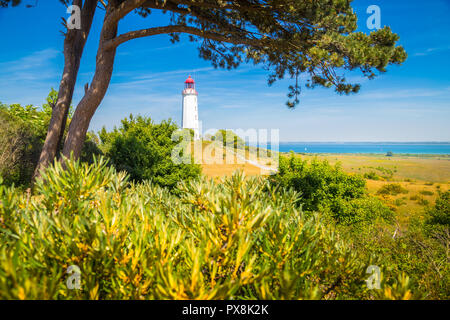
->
[182, 75, 200, 140]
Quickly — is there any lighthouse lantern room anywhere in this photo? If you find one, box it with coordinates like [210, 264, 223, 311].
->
[182, 75, 200, 140]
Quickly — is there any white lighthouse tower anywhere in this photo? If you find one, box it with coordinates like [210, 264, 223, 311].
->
[182, 75, 200, 140]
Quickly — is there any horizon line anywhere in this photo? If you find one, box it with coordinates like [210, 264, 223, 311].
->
[265, 141, 450, 144]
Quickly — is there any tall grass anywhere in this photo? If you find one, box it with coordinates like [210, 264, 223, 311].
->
[0, 158, 413, 299]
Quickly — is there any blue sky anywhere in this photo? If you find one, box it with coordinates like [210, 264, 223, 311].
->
[0, 0, 449, 142]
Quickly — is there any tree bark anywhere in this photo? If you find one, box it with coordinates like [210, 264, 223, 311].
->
[33, 0, 97, 180]
[62, 8, 118, 160]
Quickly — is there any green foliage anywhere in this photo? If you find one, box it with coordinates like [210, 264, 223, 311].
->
[98, 115, 201, 189]
[80, 132, 103, 164]
[375, 166, 395, 179]
[211, 129, 245, 150]
[426, 191, 450, 228]
[0, 89, 96, 187]
[417, 198, 430, 206]
[270, 154, 392, 225]
[0, 157, 415, 299]
[344, 216, 449, 299]
[0, 101, 51, 187]
[419, 190, 434, 196]
[272, 154, 366, 211]
[377, 183, 409, 196]
[363, 166, 394, 181]
[364, 171, 381, 180]
[35, 155, 127, 216]
[329, 196, 394, 226]
[394, 198, 406, 207]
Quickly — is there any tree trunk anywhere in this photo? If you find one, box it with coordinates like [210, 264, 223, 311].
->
[62, 10, 119, 160]
[33, 0, 97, 180]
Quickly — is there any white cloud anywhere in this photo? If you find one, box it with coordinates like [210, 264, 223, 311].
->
[356, 88, 450, 100]
[0, 48, 61, 106]
[0, 48, 60, 75]
[413, 46, 450, 57]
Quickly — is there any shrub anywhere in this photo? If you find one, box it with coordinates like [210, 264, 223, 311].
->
[417, 197, 430, 206]
[328, 196, 394, 225]
[394, 198, 406, 207]
[364, 171, 381, 180]
[419, 190, 434, 196]
[0, 90, 97, 187]
[0, 102, 51, 187]
[0, 157, 417, 300]
[98, 115, 201, 189]
[372, 166, 394, 179]
[426, 191, 450, 228]
[211, 129, 245, 150]
[377, 183, 408, 196]
[80, 132, 104, 164]
[343, 217, 448, 300]
[270, 154, 393, 225]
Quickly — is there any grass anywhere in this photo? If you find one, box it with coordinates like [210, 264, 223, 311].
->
[197, 149, 450, 228]
[192, 141, 277, 178]
[293, 153, 450, 183]
[296, 154, 449, 227]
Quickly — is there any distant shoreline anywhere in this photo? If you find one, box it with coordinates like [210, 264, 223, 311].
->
[248, 142, 450, 155]
[281, 152, 450, 157]
[276, 142, 450, 144]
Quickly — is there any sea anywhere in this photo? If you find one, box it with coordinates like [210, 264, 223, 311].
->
[264, 142, 450, 155]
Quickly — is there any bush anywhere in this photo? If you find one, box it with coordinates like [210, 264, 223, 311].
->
[364, 171, 381, 180]
[363, 166, 394, 180]
[377, 183, 408, 196]
[0, 157, 415, 299]
[419, 190, 434, 196]
[0, 102, 51, 187]
[343, 217, 448, 300]
[329, 196, 394, 225]
[0, 90, 97, 187]
[80, 132, 104, 164]
[270, 154, 393, 225]
[211, 129, 245, 150]
[426, 191, 450, 228]
[417, 197, 430, 206]
[99, 115, 201, 189]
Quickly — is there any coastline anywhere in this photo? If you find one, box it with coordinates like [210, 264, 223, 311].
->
[281, 152, 450, 158]
[266, 142, 450, 156]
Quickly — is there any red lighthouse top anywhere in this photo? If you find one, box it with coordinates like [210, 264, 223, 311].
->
[183, 75, 197, 93]
[185, 75, 195, 84]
